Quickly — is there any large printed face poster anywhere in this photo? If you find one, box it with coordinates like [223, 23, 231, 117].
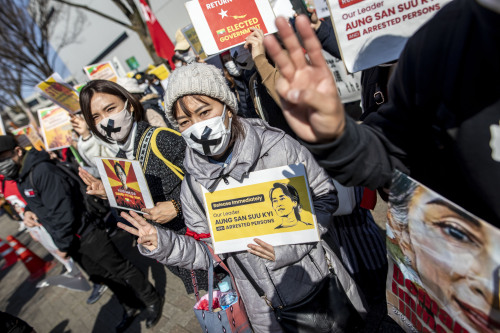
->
[201, 164, 319, 254]
[327, 0, 452, 73]
[10, 125, 45, 151]
[386, 171, 500, 333]
[84, 62, 118, 82]
[36, 73, 80, 114]
[95, 158, 154, 213]
[37, 106, 74, 151]
[185, 0, 277, 55]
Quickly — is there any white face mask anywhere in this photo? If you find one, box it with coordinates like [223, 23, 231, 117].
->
[181, 105, 232, 156]
[224, 60, 242, 77]
[96, 101, 133, 142]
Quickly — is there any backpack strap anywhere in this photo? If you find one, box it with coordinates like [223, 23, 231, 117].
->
[136, 126, 184, 180]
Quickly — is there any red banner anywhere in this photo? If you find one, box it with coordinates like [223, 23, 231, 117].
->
[139, 0, 176, 69]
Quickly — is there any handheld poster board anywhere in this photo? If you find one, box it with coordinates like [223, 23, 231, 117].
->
[201, 163, 320, 254]
[95, 158, 154, 213]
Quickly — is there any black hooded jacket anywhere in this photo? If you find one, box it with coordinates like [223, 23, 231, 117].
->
[17, 149, 85, 252]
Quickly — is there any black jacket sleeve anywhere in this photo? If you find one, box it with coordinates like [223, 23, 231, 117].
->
[34, 163, 77, 251]
[316, 19, 341, 59]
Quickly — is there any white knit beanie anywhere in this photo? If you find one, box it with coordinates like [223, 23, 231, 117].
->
[164, 63, 238, 128]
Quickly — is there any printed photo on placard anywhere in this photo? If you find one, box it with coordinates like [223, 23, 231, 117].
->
[327, 0, 452, 72]
[185, 0, 277, 55]
[36, 73, 80, 114]
[95, 158, 154, 213]
[201, 164, 319, 254]
[38, 106, 73, 151]
[385, 171, 500, 333]
[181, 24, 208, 59]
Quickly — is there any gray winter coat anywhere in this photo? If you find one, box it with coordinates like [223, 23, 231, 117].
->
[139, 118, 365, 332]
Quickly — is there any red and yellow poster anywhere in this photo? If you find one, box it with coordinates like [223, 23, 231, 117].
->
[36, 73, 80, 114]
[37, 106, 74, 151]
[186, 0, 277, 55]
[10, 125, 45, 151]
[83, 62, 118, 82]
[386, 171, 500, 333]
[96, 158, 154, 213]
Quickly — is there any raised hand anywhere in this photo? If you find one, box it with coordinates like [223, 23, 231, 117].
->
[78, 167, 107, 199]
[142, 201, 177, 224]
[70, 114, 91, 139]
[264, 15, 346, 143]
[244, 28, 266, 60]
[118, 211, 158, 251]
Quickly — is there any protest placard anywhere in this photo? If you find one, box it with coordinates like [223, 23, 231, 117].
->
[185, 0, 277, 55]
[0, 118, 5, 135]
[385, 171, 499, 333]
[327, 0, 452, 73]
[200, 164, 319, 254]
[95, 158, 154, 213]
[314, 0, 330, 18]
[10, 125, 45, 151]
[181, 24, 207, 59]
[147, 64, 170, 80]
[83, 62, 119, 82]
[322, 50, 361, 103]
[37, 106, 73, 151]
[36, 73, 80, 114]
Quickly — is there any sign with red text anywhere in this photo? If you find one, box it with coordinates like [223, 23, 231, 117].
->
[327, 0, 452, 72]
[385, 171, 500, 333]
[95, 158, 154, 213]
[185, 0, 277, 55]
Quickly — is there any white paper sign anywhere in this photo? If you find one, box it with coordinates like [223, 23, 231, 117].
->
[200, 164, 320, 254]
[185, 0, 277, 55]
[314, 0, 330, 18]
[95, 157, 154, 213]
[327, 0, 453, 72]
[323, 50, 362, 103]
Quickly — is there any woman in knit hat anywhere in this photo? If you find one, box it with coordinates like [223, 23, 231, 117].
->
[119, 63, 366, 332]
[76, 79, 211, 326]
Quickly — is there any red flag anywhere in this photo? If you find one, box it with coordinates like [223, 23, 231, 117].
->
[139, 0, 176, 69]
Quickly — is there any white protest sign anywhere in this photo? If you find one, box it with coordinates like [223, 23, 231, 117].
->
[185, 0, 277, 55]
[201, 164, 320, 254]
[327, 0, 453, 72]
[314, 0, 330, 18]
[322, 50, 361, 103]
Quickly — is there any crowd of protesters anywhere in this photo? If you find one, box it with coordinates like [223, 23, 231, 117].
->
[0, 0, 498, 332]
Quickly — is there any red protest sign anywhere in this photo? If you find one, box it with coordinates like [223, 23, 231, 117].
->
[200, 0, 268, 50]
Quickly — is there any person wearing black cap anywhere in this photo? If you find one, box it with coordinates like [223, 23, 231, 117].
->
[0, 135, 164, 332]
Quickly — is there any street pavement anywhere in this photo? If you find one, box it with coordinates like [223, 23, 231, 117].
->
[0, 213, 202, 333]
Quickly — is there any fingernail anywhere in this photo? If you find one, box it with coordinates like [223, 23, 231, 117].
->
[287, 90, 300, 103]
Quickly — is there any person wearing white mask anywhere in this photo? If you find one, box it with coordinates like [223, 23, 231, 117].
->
[117, 63, 367, 332]
[77, 79, 211, 300]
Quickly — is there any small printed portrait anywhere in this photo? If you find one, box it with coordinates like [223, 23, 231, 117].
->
[114, 162, 128, 190]
[387, 173, 500, 333]
[270, 183, 312, 230]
